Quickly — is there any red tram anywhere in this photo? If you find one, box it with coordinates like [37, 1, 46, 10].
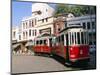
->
[33, 33, 54, 55]
[33, 26, 90, 64]
[52, 26, 90, 64]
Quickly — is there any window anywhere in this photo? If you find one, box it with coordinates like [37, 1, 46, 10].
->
[71, 32, 74, 44]
[81, 32, 84, 44]
[92, 21, 95, 29]
[26, 31, 27, 39]
[46, 18, 48, 22]
[58, 28, 60, 31]
[29, 30, 31, 36]
[61, 35, 64, 45]
[13, 32, 16, 38]
[89, 33, 92, 45]
[87, 22, 91, 29]
[70, 32, 71, 45]
[46, 9, 48, 12]
[19, 35, 21, 40]
[58, 36, 60, 42]
[66, 34, 68, 45]
[84, 32, 86, 44]
[83, 22, 86, 29]
[29, 21, 31, 27]
[32, 20, 34, 27]
[65, 23, 67, 27]
[35, 19, 37, 25]
[93, 32, 96, 44]
[40, 40, 42, 45]
[74, 32, 76, 44]
[35, 30, 37, 36]
[23, 32, 25, 39]
[32, 30, 34, 36]
[23, 23, 25, 29]
[26, 23, 27, 29]
[44, 40, 47, 45]
[77, 32, 80, 44]
[26, 22, 27, 29]
[36, 40, 39, 45]
[42, 19, 44, 23]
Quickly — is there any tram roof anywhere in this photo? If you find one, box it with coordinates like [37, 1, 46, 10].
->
[60, 25, 83, 33]
[36, 33, 55, 39]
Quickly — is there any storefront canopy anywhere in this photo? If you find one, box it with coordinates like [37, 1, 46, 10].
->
[25, 41, 34, 46]
[12, 43, 20, 49]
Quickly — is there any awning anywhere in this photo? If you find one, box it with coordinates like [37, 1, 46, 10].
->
[25, 41, 34, 46]
[12, 43, 20, 49]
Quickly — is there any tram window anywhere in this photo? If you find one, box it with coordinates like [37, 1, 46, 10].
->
[84, 32, 88, 44]
[89, 33, 92, 45]
[58, 36, 60, 42]
[77, 32, 80, 44]
[61, 35, 64, 45]
[70, 32, 71, 45]
[36, 40, 39, 45]
[94, 41, 96, 45]
[66, 34, 68, 46]
[87, 22, 91, 29]
[81, 32, 84, 44]
[83, 22, 86, 29]
[89, 41, 92, 45]
[72, 32, 74, 45]
[56, 37, 58, 45]
[75, 32, 76, 44]
[40, 40, 42, 45]
[44, 40, 47, 45]
[92, 21, 95, 29]
[84, 32, 86, 44]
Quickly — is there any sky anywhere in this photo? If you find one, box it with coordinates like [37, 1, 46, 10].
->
[12, 1, 32, 27]
[12, 0, 56, 27]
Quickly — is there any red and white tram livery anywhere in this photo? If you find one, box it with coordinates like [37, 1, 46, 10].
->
[33, 33, 54, 55]
[52, 26, 90, 64]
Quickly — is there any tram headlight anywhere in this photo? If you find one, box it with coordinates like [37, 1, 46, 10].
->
[70, 55, 75, 57]
[70, 47, 73, 50]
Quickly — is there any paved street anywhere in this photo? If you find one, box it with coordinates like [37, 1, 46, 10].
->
[11, 53, 96, 74]
[11, 55, 77, 74]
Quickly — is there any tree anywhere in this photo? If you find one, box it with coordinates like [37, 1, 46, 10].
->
[54, 4, 96, 17]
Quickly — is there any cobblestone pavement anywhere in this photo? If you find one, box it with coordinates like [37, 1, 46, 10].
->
[11, 52, 96, 74]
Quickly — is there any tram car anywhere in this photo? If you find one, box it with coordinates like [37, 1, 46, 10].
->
[33, 33, 55, 56]
[52, 25, 90, 64]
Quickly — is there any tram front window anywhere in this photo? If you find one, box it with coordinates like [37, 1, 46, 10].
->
[36, 40, 39, 45]
[81, 32, 84, 44]
[77, 32, 80, 44]
[40, 40, 42, 45]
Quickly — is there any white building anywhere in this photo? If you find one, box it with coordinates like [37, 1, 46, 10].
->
[12, 26, 19, 43]
[32, 3, 55, 20]
[17, 3, 55, 43]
